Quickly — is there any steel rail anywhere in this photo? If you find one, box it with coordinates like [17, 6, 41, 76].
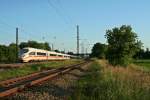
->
[0, 61, 89, 98]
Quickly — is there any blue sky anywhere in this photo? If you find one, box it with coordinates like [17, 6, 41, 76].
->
[0, 0, 150, 53]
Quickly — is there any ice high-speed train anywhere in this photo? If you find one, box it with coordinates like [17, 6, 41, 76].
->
[19, 47, 72, 62]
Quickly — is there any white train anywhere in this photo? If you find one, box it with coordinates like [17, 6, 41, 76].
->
[19, 47, 71, 62]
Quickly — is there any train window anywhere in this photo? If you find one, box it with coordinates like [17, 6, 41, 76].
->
[58, 55, 63, 57]
[29, 52, 35, 55]
[37, 52, 46, 56]
[23, 49, 28, 53]
[20, 49, 29, 54]
[49, 54, 57, 56]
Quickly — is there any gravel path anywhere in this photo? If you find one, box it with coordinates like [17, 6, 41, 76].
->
[5, 62, 91, 100]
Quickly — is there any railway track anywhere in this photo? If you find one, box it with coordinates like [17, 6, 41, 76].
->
[0, 61, 89, 98]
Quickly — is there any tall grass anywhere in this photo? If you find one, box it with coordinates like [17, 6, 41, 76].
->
[70, 60, 150, 100]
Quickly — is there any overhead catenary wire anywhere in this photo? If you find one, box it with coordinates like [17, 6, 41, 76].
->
[0, 17, 41, 43]
[0, 28, 13, 35]
[47, 0, 77, 52]
[47, 0, 74, 27]
[47, 0, 68, 25]
[0, 1, 77, 52]
[0, 18, 16, 29]
[55, 0, 74, 26]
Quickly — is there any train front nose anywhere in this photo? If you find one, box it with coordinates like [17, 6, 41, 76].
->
[20, 55, 29, 62]
[18, 54, 24, 62]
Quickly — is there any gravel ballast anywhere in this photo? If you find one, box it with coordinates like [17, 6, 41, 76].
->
[6, 62, 91, 100]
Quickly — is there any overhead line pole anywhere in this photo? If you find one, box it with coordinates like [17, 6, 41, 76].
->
[16, 27, 19, 62]
[77, 25, 79, 57]
[52, 43, 54, 51]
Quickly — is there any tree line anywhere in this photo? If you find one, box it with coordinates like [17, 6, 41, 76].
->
[134, 48, 150, 59]
[19, 41, 51, 50]
[91, 43, 150, 59]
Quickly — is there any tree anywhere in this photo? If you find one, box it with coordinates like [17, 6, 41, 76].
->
[105, 25, 142, 66]
[0, 43, 17, 63]
[90, 43, 107, 59]
[8, 43, 17, 63]
[0, 45, 8, 63]
[133, 49, 145, 59]
[19, 42, 28, 49]
[145, 48, 150, 59]
[67, 52, 74, 55]
[44, 42, 51, 50]
[54, 49, 60, 53]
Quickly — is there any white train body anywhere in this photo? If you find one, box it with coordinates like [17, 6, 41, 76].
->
[19, 47, 71, 62]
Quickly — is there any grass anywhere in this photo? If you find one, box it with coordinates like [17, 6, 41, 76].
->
[0, 59, 82, 81]
[133, 59, 150, 72]
[70, 60, 150, 100]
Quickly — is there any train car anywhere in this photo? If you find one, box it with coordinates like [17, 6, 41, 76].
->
[19, 47, 71, 62]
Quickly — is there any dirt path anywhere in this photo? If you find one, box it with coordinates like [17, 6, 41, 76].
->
[6, 62, 91, 100]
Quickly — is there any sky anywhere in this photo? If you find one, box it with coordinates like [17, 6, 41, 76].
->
[0, 0, 150, 53]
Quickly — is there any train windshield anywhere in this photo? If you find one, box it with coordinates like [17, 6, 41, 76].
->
[20, 49, 29, 54]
